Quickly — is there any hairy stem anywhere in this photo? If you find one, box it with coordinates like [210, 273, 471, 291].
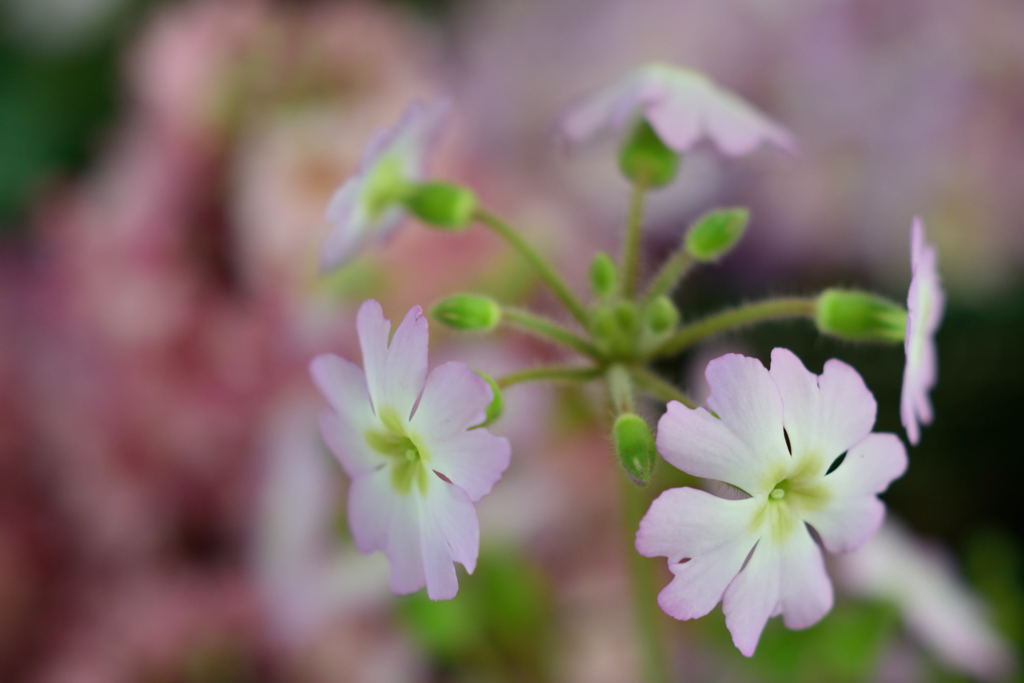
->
[644, 247, 695, 302]
[631, 367, 697, 408]
[652, 297, 817, 357]
[622, 180, 648, 298]
[606, 364, 636, 415]
[503, 307, 602, 359]
[476, 209, 589, 327]
[496, 365, 601, 389]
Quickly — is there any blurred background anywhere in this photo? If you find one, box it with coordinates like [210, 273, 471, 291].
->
[1, 0, 1022, 681]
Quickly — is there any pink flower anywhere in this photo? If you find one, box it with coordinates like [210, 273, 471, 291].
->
[901, 218, 944, 445]
[637, 349, 907, 656]
[560, 63, 794, 156]
[320, 100, 448, 273]
[310, 300, 510, 599]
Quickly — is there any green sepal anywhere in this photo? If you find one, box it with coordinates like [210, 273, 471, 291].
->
[815, 289, 907, 343]
[618, 119, 679, 188]
[613, 413, 656, 485]
[644, 296, 680, 335]
[405, 182, 477, 229]
[431, 294, 502, 332]
[589, 252, 618, 297]
[472, 371, 503, 428]
[685, 208, 749, 262]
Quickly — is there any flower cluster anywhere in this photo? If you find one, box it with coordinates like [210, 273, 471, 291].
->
[308, 62, 945, 662]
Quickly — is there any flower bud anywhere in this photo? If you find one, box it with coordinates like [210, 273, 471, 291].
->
[405, 182, 477, 229]
[685, 208, 749, 262]
[645, 296, 680, 335]
[618, 119, 679, 188]
[473, 371, 503, 428]
[589, 252, 618, 297]
[613, 413, 656, 485]
[815, 289, 906, 343]
[431, 294, 502, 332]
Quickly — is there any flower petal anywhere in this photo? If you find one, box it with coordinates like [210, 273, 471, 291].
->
[347, 468, 396, 555]
[769, 349, 876, 462]
[704, 354, 790, 475]
[411, 362, 491, 438]
[657, 402, 769, 495]
[321, 179, 372, 272]
[636, 487, 759, 562]
[779, 527, 834, 630]
[805, 432, 906, 552]
[420, 481, 480, 600]
[723, 540, 781, 657]
[423, 428, 510, 502]
[319, 410, 381, 478]
[637, 487, 760, 621]
[357, 300, 428, 421]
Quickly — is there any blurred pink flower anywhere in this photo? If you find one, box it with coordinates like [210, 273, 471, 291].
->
[837, 520, 1016, 681]
[901, 218, 944, 445]
[561, 62, 794, 156]
[639, 349, 906, 656]
[311, 300, 510, 599]
[321, 100, 449, 272]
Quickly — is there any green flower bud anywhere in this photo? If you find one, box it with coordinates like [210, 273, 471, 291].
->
[431, 294, 502, 332]
[645, 296, 680, 335]
[815, 289, 907, 343]
[589, 252, 618, 297]
[685, 208, 749, 262]
[618, 119, 679, 188]
[613, 413, 656, 485]
[473, 371, 503, 428]
[405, 182, 477, 229]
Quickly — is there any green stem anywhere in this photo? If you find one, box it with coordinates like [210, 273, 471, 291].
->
[620, 473, 672, 683]
[622, 180, 648, 298]
[645, 247, 694, 302]
[606, 364, 636, 414]
[652, 297, 817, 358]
[503, 307, 602, 359]
[476, 209, 589, 327]
[631, 367, 697, 409]
[496, 365, 601, 389]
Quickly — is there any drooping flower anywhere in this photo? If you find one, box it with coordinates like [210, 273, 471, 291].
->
[901, 218, 944, 445]
[320, 100, 448, 273]
[560, 63, 794, 156]
[637, 349, 907, 656]
[310, 300, 510, 600]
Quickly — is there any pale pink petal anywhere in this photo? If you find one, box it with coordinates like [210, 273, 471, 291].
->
[356, 301, 429, 420]
[769, 349, 876, 461]
[723, 540, 781, 657]
[382, 492, 428, 595]
[422, 428, 510, 502]
[656, 402, 770, 495]
[902, 218, 944, 445]
[638, 487, 760, 621]
[779, 527, 834, 630]
[659, 536, 756, 621]
[636, 487, 760, 562]
[645, 95, 702, 151]
[702, 89, 795, 156]
[321, 179, 371, 271]
[347, 468, 397, 555]
[411, 362, 492, 438]
[805, 432, 906, 553]
[319, 411, 381, 478]
[309, 354, 373, 424]
[420, 481, 480, 600]
[705, 354, 790, 474]
[356, 299, 392, 412]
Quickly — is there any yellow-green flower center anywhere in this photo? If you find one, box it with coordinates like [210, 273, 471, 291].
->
[363, 154, 411, 219]
[365, 407, 431, 494]
[752, 452, 831, 542]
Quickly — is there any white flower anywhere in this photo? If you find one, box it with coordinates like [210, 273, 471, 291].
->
[560, 62, 794, 156]
[310, 300, 510, 599]
[901, 218, 944, 445]
[320, 99, 448, 272]
[637, 349, 906, 656]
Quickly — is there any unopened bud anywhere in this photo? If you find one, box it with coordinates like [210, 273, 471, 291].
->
[405, 182, 477, 229]
[431, 294, 501, 332]
[685, 208, 749, 262]
[618, 119, 679, 188]
[589, 252, 618, 297]
[815, 289, 906, 343]
[473, 371, 503, 428]
[645, 296, 679, 335]
[613, 413, 656, 485]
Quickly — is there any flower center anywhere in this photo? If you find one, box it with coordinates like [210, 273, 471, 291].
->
[363, 154, 411, 219]
[365, 407, 431, 494]
[753, 454, 831, 542]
